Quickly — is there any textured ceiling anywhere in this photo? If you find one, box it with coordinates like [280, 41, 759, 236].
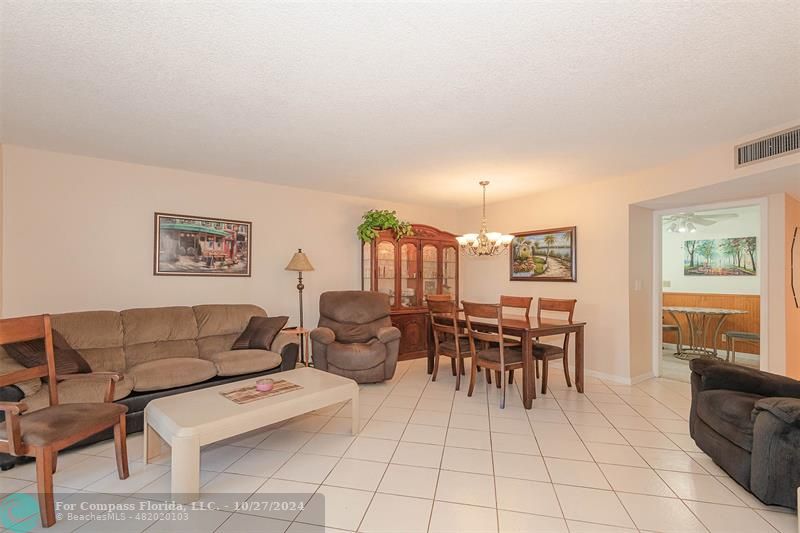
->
[1, 1, 799, 207]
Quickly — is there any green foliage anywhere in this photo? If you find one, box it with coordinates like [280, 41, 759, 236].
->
[357, 209, 414, 242]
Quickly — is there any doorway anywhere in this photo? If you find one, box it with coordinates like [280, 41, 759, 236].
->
[655, 201, 767, 382]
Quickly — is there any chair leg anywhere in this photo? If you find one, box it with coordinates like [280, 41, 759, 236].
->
[451, 357, 457, 376]
[114, 415, 130, 480]
[508, 370, 514, 384]
[468, 358, 477, 397]
[541, 359, 549, 394]
[500, 370, 507, 409]
[51, 451, 57, 474]
[535, 360, 540, 378]
[495, 371, 501, 389]
[563, 357, 572, 388]
[485, 368, 492, 384]
[432, 354, 440, 382]
[34, 447, 55, 528]
[455, 356, 461, 391]
[731, 339, 737, 364]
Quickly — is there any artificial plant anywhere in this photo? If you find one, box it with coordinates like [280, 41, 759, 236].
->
[357, 209, 414, 242]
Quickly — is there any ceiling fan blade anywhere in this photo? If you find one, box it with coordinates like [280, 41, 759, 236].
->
[689, 216, 723, 225]
[695, 213, 738, 220]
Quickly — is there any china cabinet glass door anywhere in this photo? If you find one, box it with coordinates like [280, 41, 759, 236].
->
[422, 244, 438, 301]
[400, 243, 419, 308]
[376, 241, 395, 306]
[442, 246, 457, 297]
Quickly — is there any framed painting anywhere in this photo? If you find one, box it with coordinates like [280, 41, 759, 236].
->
[154, 212, 252, 276]
[510, 226, 576, 282]
[683, 236, 757, 276]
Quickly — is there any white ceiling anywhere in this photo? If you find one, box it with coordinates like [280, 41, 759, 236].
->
[1, 1, 799, 207]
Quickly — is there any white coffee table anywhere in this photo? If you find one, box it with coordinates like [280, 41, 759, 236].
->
[143, 367, 359, 502]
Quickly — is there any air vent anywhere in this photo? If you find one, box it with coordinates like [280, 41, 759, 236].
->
[735, 126, 800, 167]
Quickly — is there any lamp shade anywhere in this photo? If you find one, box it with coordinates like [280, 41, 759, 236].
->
[285, 249, 314, 272]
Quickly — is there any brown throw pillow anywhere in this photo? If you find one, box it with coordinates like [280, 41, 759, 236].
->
[3, 329, 92, 375]
[232, 316, 289, 351]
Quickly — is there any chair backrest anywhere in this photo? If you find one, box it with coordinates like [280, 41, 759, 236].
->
[461, 301, 506, 345]
[0, 314, 59, 406]
[318, 291, 393, 343]
[425, 294, 453, 303]
[427, 298, 459, 337]
[500, 295, 533, 318]
[537, 298, 576, 321]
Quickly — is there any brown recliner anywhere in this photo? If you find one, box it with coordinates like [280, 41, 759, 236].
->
[310, 291, 401, 383]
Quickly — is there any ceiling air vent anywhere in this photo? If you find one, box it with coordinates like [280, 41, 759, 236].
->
[735, 126, 800, 167]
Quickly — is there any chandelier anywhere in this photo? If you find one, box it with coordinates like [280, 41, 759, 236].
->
[456, 181, 514, 256]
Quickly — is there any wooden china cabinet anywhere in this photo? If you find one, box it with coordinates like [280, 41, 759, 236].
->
[362, 224, 459, 361]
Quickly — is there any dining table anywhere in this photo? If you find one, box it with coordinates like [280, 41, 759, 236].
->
[426, 312, 587, 409]
[663, 306, 748, 360]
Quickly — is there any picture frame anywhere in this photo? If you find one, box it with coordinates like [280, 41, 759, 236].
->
[509, 226, 576, 282]
[154, 212, 252, 277]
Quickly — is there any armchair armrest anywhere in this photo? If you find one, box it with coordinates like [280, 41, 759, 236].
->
[754, 397, 800, 427]
[689, 358, 800, 398]
[377, 326, 401, 344]
[310, 327, 336, 345]
[0, 402, 28, 455]
[55, 372, 124, 403]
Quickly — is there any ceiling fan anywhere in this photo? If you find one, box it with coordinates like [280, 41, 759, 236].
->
[663, 212, 738, 233]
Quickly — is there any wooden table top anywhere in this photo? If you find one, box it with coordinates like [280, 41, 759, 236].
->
[456, 312, 586, 331]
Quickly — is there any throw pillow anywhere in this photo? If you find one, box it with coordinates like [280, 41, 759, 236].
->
[3, 329, 92, 375]
[232, 316, 289, 351]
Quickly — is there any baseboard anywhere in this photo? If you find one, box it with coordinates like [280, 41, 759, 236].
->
[583, 368, 654, 385]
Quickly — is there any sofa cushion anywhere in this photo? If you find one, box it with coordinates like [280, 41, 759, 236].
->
[21, 375, 135, 412]
[697, 389, 762, 451]
[208, 350, 282, 376]
[122, 307, 199, 366]
[127, 358, 216, 391]
[0, 346, 43, 397]
[194, 304, 267, 358]
[53, 311, 126, 372]
[2, 329, 92, 374]
[327, 339, 386, 371]
[232, 316, 288, 350]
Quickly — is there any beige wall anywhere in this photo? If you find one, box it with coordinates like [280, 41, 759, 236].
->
[786, 193, 800, 378]
[0, 145, 4, 316]
[457, 139, 800, 382]
[0, 145, 458, 327]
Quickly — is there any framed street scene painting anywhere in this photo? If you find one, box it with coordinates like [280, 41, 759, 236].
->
[154, 213, 252, 276]
[510, 226, 576, 282]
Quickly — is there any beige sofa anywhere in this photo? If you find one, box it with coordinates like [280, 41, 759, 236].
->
[0, 304, 297, 468]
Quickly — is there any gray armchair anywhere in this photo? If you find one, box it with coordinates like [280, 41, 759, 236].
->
[310, 291, 401, 383]
[689, 358, 800, 509]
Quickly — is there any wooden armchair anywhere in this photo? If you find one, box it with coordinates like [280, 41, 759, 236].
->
[0, 314, 129, 528]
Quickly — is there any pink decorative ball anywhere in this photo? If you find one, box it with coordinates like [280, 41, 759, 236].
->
[256, 379, 274, 392]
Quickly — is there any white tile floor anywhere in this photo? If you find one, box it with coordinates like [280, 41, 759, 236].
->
[1, 359, 797, 533]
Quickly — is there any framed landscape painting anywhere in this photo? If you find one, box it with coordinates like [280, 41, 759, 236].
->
[154, 213, 252, 276]
[510, 226, 576, 282]
[683, 236, 756, 276]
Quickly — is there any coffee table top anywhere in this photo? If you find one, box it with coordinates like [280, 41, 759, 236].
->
[145, 367, 357, 438]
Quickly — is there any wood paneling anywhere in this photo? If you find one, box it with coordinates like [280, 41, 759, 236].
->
[662, 292, 760, 354]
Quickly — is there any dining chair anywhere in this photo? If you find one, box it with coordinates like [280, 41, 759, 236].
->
[427, 297, 469, 390]
[462, 301, 524, 408]
[498, 295, 533, 384]
[534, 298, 577, 394]
[0, 314, 130, 528]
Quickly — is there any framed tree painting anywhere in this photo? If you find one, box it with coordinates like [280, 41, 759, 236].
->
[154, 213, 252, 276]
[510, 226, 576, 282]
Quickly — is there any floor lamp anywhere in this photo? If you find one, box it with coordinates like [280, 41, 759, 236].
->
[285, 249, 314, 363]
